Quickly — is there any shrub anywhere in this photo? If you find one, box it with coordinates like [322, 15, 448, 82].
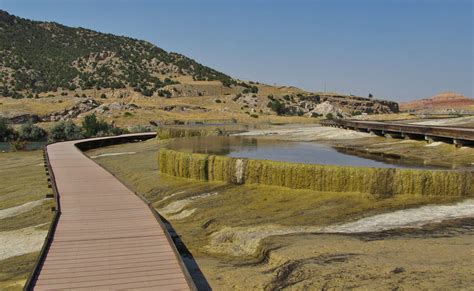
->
[18, 122, 47, 141]
[100, 93, 107, 99]
[124, 112, 133, 117]
[158, 89, 172, 98]
[10, 140, 27, 151]
[109, 127, 126, 135]
[129, 125, 151, 133]
[250, 114, 259, 118]
[141, 88, 153, 97]
[215, 99, 222, 103]
[267, 99, 286, 115]
[49, 121, 83, 141]
[325, 113, 334, 120]
[81, 114, 110, 137]
[0, 118, 17, 141]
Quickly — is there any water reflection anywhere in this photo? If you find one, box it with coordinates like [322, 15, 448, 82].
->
[166, 136, 463, 169]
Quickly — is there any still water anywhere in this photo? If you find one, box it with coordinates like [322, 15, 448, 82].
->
[0, 142, 47, 152]
[166, 136, 446, 169]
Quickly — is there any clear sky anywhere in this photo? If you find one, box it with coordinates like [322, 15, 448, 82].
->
[1, 0, 472, 101]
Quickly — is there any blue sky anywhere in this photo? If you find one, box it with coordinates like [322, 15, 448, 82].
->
[1, 0, 472, 101]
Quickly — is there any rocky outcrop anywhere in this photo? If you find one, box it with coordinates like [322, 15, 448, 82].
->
[318, 95, 399, 115]
[160, 105, 209, 113]
[268, 93, 398, 117]
[307, 101, 347, 118]
[6, 114, 40, 124]
[95, 102, 140, 114]
[43, 99, 100, 121]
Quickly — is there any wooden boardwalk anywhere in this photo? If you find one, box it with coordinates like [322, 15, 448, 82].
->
[31, 135, 193, 290]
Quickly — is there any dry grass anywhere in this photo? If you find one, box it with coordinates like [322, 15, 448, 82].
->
[0, 252, 39, 291]
[0, 151, 51, 209]
[0, 82, 320, 130]
[0, 96, 77, 118]
[0, 150, 53, 289]
[352, 112, 415, 121]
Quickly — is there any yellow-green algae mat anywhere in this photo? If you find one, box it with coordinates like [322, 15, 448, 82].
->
[159, 148, 473, 197]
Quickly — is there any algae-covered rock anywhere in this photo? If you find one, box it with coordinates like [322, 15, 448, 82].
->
[158, 148, 473, 196]
[156, 127, 223, 140]
[159, 149, 208, 180]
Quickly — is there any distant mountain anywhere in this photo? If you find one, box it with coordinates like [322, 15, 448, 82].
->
[400, 92, 474, 111]
[0, 10, 235, 98]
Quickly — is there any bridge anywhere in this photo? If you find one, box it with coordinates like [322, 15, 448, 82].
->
[25, 133, 196, 290]
[321, 119, 474, 146]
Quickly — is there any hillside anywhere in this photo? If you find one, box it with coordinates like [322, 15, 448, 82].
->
[400, 92, 474, 113]
[0, 10, 399, 128]
[0, 9, 235, 97]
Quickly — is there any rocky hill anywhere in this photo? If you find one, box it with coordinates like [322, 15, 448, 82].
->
[0, 10, 399, 126]
[400, 92, 474, 112]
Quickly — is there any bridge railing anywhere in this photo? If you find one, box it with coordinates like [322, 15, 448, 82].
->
[321, 119, 474, 141]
